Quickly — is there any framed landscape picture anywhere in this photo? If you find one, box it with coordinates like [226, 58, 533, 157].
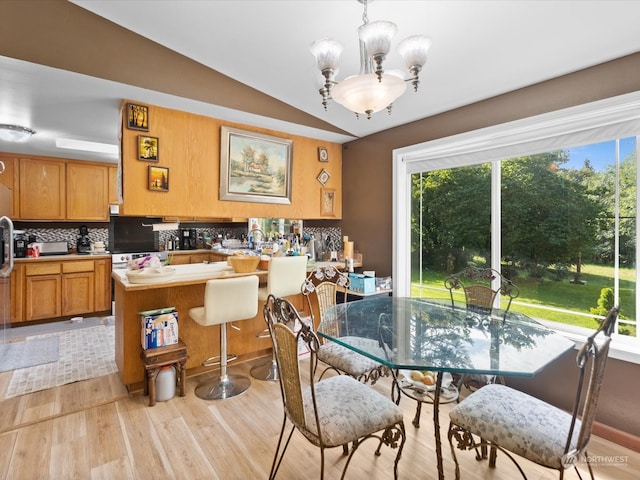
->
[219, 125, 293, 204]
[148, 166, 169, 192]
[137, 135, 159, 161]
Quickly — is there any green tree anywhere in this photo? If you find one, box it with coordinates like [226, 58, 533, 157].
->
[501, 152, 599, 268]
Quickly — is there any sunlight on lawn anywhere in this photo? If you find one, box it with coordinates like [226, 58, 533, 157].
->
[412, 263, 636, 335]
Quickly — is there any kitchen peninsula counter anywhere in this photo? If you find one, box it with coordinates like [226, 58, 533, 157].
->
[111, 262, 298, 391]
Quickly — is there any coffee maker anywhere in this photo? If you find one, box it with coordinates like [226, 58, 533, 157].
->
[76, 225, 92, 254]
[179, 228, 197, 250]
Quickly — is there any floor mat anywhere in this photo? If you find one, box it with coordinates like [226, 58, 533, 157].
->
[0, 337, 59, 372]
[6, 324, 116, 398]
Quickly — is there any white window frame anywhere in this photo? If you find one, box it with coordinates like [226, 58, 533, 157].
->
[393, 91, 640, 363]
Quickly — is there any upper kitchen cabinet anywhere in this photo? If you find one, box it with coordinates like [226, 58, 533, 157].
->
[66, 162, 109, 221]
[8, 154, 115, 221]
[0, 155, 18, 217]
[108, 165, 119, 204]
[119, 101, 342, 219]
[19, 157, 66, 220]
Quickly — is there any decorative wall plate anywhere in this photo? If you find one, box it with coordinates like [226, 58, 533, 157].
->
[317, 168, 330, 186]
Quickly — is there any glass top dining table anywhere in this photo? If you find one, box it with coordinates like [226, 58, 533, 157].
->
[318, 296, 576, 479]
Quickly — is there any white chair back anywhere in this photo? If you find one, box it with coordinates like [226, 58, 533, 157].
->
[198, 275, 259, 326]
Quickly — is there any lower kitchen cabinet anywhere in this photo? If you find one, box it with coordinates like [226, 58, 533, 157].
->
[25, 273, 62, 321]
[14, 256, 112, 324]
[166, 250, 230, 265]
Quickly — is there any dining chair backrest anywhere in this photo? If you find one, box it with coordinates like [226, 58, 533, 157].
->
[569, 305, 617, 461]
[301, 265, 349, 331]
[261, 255, 308, 300]
[445, 266, 519, 315]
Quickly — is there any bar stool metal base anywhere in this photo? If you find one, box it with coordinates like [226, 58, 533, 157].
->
[250, 359, 279, 381]
[195, 374, 251, 400]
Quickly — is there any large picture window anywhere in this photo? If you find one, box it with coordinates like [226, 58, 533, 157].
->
[394, 92, 640, 360]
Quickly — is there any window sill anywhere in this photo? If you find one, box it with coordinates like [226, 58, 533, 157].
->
[539, 319, 640, 365]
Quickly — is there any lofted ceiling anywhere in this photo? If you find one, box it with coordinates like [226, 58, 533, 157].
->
[0, 0, 639, 163]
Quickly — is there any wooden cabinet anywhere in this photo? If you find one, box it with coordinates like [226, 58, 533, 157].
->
[16, 257, 111, 323]
[19, 157, 66, 220]
[94, 258, 111, 312]
[167, 253, 191, 265]
[190, 253, 211, 264]
[166, 251, 228, 265]
[0, 155, 18, 217]
[66, 163, 109, 221]
[108, 165, 119, 204]
[3, 153, 116, 221]
[24, 263, 62, 321]
[61, 261, 95, 315]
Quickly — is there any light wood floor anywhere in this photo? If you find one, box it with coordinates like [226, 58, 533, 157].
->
[0, 358, 638, 479]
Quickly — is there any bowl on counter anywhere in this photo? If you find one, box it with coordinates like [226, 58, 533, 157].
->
[228, 255, 260, 273]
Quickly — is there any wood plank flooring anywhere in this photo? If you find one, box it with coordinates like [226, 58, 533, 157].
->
[0, 358, 638, 479]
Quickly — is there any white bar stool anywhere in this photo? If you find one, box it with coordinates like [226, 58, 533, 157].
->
[189, 275, 259, 399]
[250, 255, 308, 381]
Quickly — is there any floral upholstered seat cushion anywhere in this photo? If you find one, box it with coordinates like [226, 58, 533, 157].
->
[317, 336, 386, 377]
[300, 374, 404, 448]
[449, 383, 580, 469]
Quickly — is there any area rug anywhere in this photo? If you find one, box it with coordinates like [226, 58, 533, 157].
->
[0, 337, 59, 372]
[6, 324, 116, 398]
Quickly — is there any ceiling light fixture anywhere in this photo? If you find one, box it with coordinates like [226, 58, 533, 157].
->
[0, 124, 36, 143]
[310, 0, 431, 119]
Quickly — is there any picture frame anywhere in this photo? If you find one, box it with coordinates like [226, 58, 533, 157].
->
[137, 135, 159, 161]
[220, 125, 293, 204]
[317, 168, 330, 186]
[320, 188, 336, 216]
[318, 147, 329, 162]
[126, 103, 149, 131]
[148, 166, 169, 192]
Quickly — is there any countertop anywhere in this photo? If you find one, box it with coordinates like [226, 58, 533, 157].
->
[13, 253, 112, 262]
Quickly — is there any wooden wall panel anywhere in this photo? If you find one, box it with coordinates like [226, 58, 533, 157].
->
[120, 102, 342, 219]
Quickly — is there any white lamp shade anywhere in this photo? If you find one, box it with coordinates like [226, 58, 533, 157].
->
[397, 34, 432, 68]
[358, 20, 397, 56]
[309, 38, 344, 71]
[332, 73, 407, 115]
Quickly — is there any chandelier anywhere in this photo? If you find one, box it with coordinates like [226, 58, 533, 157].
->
[310, 0, 431, 119]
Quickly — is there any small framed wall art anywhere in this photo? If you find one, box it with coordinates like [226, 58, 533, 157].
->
[320, 188, 336, 216]
[318, 147, 329, 162]
[137, 135, 159, 161]
[148, 166, 169, 192]
[317, 168, 330, 186]
[127, 103, 149, 131]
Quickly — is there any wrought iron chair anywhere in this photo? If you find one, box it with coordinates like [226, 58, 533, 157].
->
[447, 306, 618, 480]
[301, 265, 388, 384]
[445, 266, 520, 393]
[445, 266, 520, 318]
[264, 295, 406, 480]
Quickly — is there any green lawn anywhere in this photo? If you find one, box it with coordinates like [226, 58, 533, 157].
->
[411, 263, 635, 333]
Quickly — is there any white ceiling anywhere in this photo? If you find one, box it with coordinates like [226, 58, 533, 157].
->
[1, 0, 639, 163]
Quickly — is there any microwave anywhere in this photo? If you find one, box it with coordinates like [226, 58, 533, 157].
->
[108, 216, 160, 253]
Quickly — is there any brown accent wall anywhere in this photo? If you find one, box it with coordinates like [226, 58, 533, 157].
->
[342, 52, 640, 442]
